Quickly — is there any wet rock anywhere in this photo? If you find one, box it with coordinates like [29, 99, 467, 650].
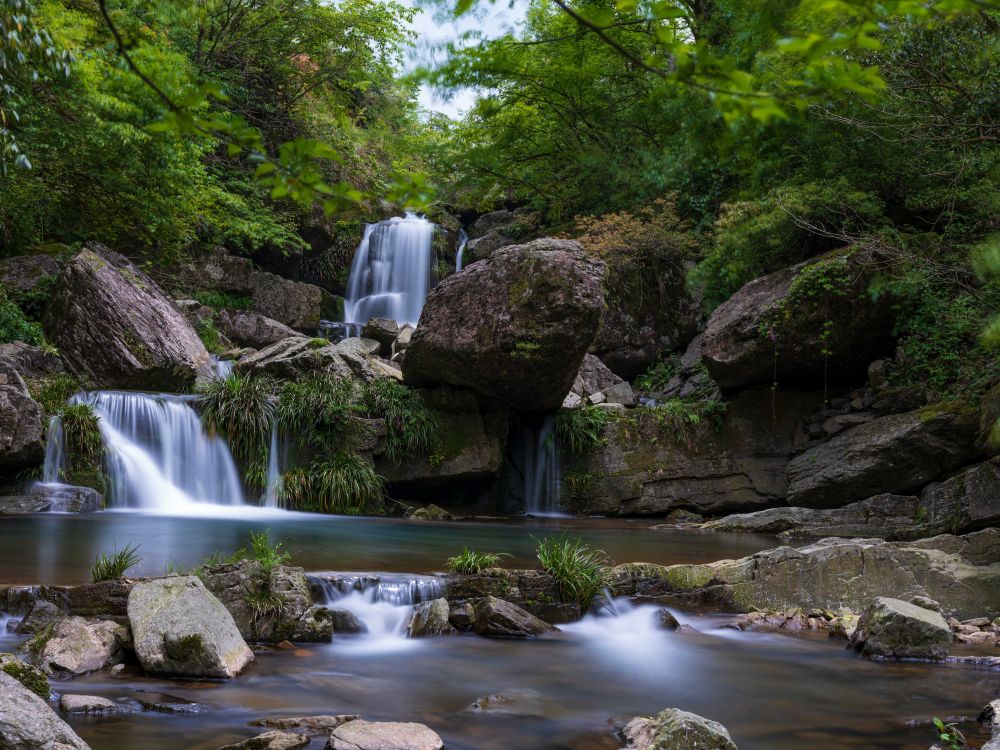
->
[0, 357, 44, 472]
[0, 341, 64, 379]
[60, 694, 127, 714]
[0, 671, 91, 749]
[623, 707, 737, 750]
[30, 616, 126, 676]
[786, 402, 980, 509]
[701, 247, 894, 390]
[254, 715, 362, 734]
[132, 690, 212, 714]
[571, 354, 635, 406]
[128, 576, 254, 678]
[654, 609, 680, 630]
[445, 569, 579, 623]
[288, 606, 335, 643]
[828, 612, 859, 640]
[448, 601, 474, 631]
[28, 483, 102, 513]
[0, 495, 51, 513]
[471, 596, 559, 638]
[214, 309, 302, 349]
[402, 238, 605, 411]
[43, 243, 212, 390]
[328, 609, 368, 635]
[236, 336, 376, 381]
[407, 598, 456, 638]
[327, 720, 444, 750]
[362, 318, 400, 356]
[848, 597, 952, 660]
[408, 504, 453, 521]
[0, 652, 49, 698]
[16, 599, 65, 635]
[465, 688, 545, 716]
[219, 731, 310, 750]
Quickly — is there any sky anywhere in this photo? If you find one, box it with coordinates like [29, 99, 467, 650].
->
[400, 0, 525, 118]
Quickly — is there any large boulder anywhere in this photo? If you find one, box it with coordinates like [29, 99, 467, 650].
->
[568, 354, 635, 407]
[127, 576, 254, 678]
[30, 616, 126, 676]
[43, 243, 212, 390]
[445, 569, 580, 624]
[462, 208, 540, 266]
[919, 457, 1000, 534]
[0, 357, 44, 472]
[236, 337, 376, 382]
[327, 720, 444, 750]
[623, 708, 738, 750]
[701, 248, 894, 390]
[407, 598, 456, 638]
[0, 342, 64, 380]
[471, 596, 559, 638]
[402, 239, 605, 411]
[214, 309, 301, 349]
[0, 670, 91, 749]
[847, 597, 952, 660]
[0, 254, 62, 294]
[786, 402, 980, 508]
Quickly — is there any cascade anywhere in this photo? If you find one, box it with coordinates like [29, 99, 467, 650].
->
[43, 391, 245, 510]
[262, 416, 281, 509]
[523, 416, 564, 516]
[455, 227, 468, 272]
[343, 213, 436, 329]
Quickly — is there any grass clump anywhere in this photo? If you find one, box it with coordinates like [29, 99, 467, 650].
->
[230, 530, 290, 574]
[194, 317, 226, 355]
[634, 356, 681, 392]
[361, 377, 437, 461]
[199, 373, 275, 487]
[534, 534, 609, 610]
[30, 374, 83, 417]
[91, 542, 142, 582]
[555, 405, 612, 456]
[60, 402, 106, 492]
[191, 290, 252, 310]
[276, 373, 357, 451]
[281, 452, 384, 515]
[446, 547, 511, 574]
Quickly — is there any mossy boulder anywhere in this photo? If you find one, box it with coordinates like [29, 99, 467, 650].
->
[623, 708, 738, 750]
[0, 356, 44, 473]
[0, 653, 49, 699]
[847, 597, 952, 660]
[0, 671, 90, 750]
[407, 598, 456, 637]
[29, 616, 126, 676]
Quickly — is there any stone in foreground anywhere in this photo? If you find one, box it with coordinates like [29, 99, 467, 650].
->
[847, 597, 952, 660]
[0, 670, 91, 749]
[407, 598, 456, 638]
[219, 731, 310, 750]
[128, 576, 254, 678]
[59, 694, 125, 714]
[471, 596, 558, 638]
[327, 720, 444, 750]
[33, 616, 125, 676]
[623, 707, 738, 750]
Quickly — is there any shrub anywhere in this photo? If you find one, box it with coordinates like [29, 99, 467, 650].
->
[195, 317, 226, 355]
[60, 402, 106, 492]
[276, 373, 358, 451]
[361, 378, 437, 461]
[0, 285, 43, 345]
[280, 452, 384, 514]
[199, 373, 275, 485]
[535, 535, 609, 610]
[634, 356, 681, 392]
[230, 530, 290, 574]
[30, 374, 83, 417]
[446, 547, 511, 573]
[555, 405, 611, 456]
[91, 543, 142, 582]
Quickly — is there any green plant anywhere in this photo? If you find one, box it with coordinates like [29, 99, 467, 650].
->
[195, 317, 225, 355]
[361, 378, 437, 462]
[198, 373, 275, 486]
[243, 585, 286, 639]
[1, 657, 49, 699]
[445, 547, 511, 573]
[555, 405, 611, 456]
[230, 530, 290, 574]
[0, 285, 43, 345]
[90, 542, 142, 582]
[26, 624, 54, 659]
[280, 452, 384, 514]
[60, 402, 106, 492]
[30, 374, 82, 417]
[932, 718, 965, 750]
[534, 534, 609, 609]
[191, 290, 252, 310]
[276, 373, 357, 452]
[635, 356, 681, 392]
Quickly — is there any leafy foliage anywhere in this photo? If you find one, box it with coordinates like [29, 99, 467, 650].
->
[534, 534, 609, 610]
[230, 530, 290, 575]
[91, 542, 142, 582]
[361, 377, 438, 462]
[0, 284, 42, 344]
[276, 373, 358, 451]
[280, 451, 384, 514]
[555, 405, 612, 456]
[191, 290, 251, 310]
[198, 372, 275, 486]
[932, 717, 965, 750]
[635, 356, 681, 392]
[445, 547, 511, 573]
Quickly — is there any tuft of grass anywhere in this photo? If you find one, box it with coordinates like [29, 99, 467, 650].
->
[230, 530, 290, 574]
[61, 403, 103, 467]
[281, 452, 384, 515]
[555, 404, 612, 456]
[534, 534, 609, 610]
[91, 542, 142, 582]
[634, 355, 681, 392]
[361, 378, 437, 462]
[30, 374, 83, 417]
[199, 373, 275, 486]
[446, 547, 511, 574]
[191, 290, 252, 310]
[276, 373, 357, 452]
[195, 317, 226, 354]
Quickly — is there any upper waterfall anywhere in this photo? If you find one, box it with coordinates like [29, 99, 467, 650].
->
[343, 213, 436, 328]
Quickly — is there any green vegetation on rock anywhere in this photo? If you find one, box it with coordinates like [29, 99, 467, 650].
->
[91, 542, 142, 582]
[534, 535, 609, 610]
[446, 548, 511, 574]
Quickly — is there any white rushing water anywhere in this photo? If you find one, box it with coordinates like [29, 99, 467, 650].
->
[343, 213, 436, 328]
[45, 391, 245, 510]
[262, 416, 281, 509]
[523, 416, 565, 516]
[455, 227, 468, 272]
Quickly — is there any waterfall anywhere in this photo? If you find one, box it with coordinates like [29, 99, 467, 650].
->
[50, 391, 245, 510]
[262, 416, 281, 509]
[343, 213, 436, 328]
[455, 227, 468, 272]
[523, 416, 564, 516]
[41, 415, 65, 483]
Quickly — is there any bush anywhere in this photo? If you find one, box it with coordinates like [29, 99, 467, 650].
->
[280, 452, 384, 514]
[230, 530, 290, 574]
[0, 285, 43, 345]
[195, 317, 226, 355]
[91, 543, 142, 582]
[199, 373, 275, 486]
[446, 548, 511, 573]
[276, 373, 358, 452]
[534, 535, 609, 609]
[361, 378, 437, 462]
[555, 405, 611, 456]
[30, 374, 83, 417]
[60, 402, 106, 492]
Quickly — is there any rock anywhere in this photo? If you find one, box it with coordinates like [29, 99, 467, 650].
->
[0, 653, 49, 698]
[445, 569, 580, 623]
[402, 238, 605, 411]
[609, 528, 1000, 620]
[288, 606, 335, 643]
[16, 600, 65, 635]
[28, 483, 102, 513]
[407, 599, 456, 637]
[65, 578, 133, 624]
[236, 337, 372, 381]
[0, 357, 44, 472]
[449, 601, 474, 631]
[362, 318, 400, 356]
[218, 731, 310, 750]
[0, 341, 64, 379]
[254, 716, 362, 734]
[43, 243, 212, 390]
[919, 457, 1000, 534]
[981, 700, 1000, 750]
[0, 495, 51, 513]
[0, 671, 91, 749]
[623, 708, 738, 750]
[462, 208, 539, 266]
[408, 504, 453, 520]
[392, 325, 413, 357]
[572, 354, 627, 400]
[786, 402, 980, 508]
[31, 616, 125, 676]
[0, 253, 63, 294]
[248, 273, 326, 332]
[59, 694, 126, 714]
[828, 612, 859, 640]
[847, 597, 952, 660]
[701, 247, 894, 390]
[465, 688, 545, 716]
[327, 720, 444, 750]
[328, 609, 368, 634]
[127, 576, 254, 678]
[214, 309, 302, 349]
[654, 609, 680, 630]
[471, 596, 558, 638]
[132, 690, 212, 714]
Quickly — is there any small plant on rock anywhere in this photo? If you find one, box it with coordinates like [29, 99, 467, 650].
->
[199, 373, 275, 487]
[555, 404, 611, 456]
[446, 547, 511, 574]
[91, 542, 142, 582]
[534, 534, 609, 610]
[231, 530, 290, 574]
[276, 373, 357, 451]
[281, 452, 384, 514]
[361, 377, 437, 461]
[932, 718, 965, 750]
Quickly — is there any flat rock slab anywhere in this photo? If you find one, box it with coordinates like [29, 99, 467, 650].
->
[327, 720, 444, 750]
[254, 715, 361, 734]
[60, 694, 129, 714]
[219, 731, 310, 750]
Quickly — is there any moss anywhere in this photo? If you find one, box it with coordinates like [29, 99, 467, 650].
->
[1, 656, 50, 699]
[168, 633, 205, 659]
[916, 399, 972, 423]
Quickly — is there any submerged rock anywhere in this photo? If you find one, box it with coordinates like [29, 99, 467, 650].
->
[407, 598, 456, 638]
[327, 720, 444, 750]
[465, 688, 546, 716]
[328, 609, 368, 635]
[219, 731, 310, 750]
[128, 576, 254, 678]
[43, 243, 212, 390]
[402, 238, 605, 411]
[471, 596, 559, 638]
[0, 670, 91, 749]
[623, 707, 738, 750]
[848, 597, 952, 660]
